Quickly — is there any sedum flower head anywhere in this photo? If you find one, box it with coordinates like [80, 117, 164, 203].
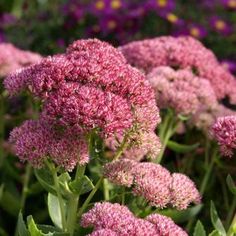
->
[146, 214, 188, 236]
[104, 160, 201, 209]
[81, 202, 188, 235]
[106, 131, 162, 161]
[6, 39, 160, 170]
[170, 173, 201, 210]
[9, 120, 88, 171]
[211, 115, 236, 157]
[0, 43, 42, 77]
[120, 36, 236, 104]
[147, 66, 218, 115]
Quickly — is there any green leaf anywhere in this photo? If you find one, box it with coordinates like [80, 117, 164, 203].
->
[58, 173, 72, 198]
[37, 225, 69, 236]
[47, 193, 67, 229]
[69, 175, 94, 195]
[34, 168, 56, 195]
[193, 220, 206, 236]
[16, 212, 30, 236]
[210, 201, 226, 236]
[158, 204, 203, 223]
[167, 140, 199, 153]
[226, 175, 236, 195]
[209, 230, 221, 236]
[27, 215, 53, 236]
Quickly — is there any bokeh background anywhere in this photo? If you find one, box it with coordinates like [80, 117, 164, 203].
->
[1, 0, 236, 74]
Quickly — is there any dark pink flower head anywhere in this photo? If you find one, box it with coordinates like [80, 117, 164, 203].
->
[104, 160, 201, 209]
[89, 229, 118, 236]
[81, 202, 188, 236]
[170, 173, 201, 210]
[120, 36, 236, 104]
[147, 66, 218, 115]
[6, 39, 160, 169]
[146, 214, 188, 236]
[9, 119, 89, 171]
[0, 43, 42, 77]
[211, 116, 236, 157]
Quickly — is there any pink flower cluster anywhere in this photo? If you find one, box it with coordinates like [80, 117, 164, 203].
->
[147, 66, 218, 115]
[5, 39, 160, 170]
[120, 36, 236, 103]
[104, 159, 201, 210]
[81, 202, 188, 236]
[0, 43, 42, 77]
[106, 131, 162, 161]
[211, 115, 236, 157]
[9, 120, 88, 170]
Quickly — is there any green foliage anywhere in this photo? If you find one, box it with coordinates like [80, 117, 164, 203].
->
[193, 220, 206, 236]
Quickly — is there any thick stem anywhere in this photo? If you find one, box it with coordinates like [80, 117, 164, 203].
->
[20, 164, 32, 212]
[113, 134, 129, 160]
[78, 177, 103, 218]
[200, 149, 218, 194]
[103, 178, 110, 201]
[66, 165, 86, 235]
[46, 161, 67, 231]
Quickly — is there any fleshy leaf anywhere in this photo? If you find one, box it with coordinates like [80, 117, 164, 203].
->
[193, 220, 206, 236]
[167, 140, 199, 153]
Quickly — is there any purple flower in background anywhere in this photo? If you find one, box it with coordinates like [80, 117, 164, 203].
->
[221, 0, 236, 9]
[221, 60, 236, 73]
[90, 0, 126, 15]
[62, 1, 85, 21]
[173, 23, 207, 39]
[99, 15, 121, 34]
[159, 12, 184, 25]
[210, 16, 232, 35]
[148, 0, 175, 11]
[188, 24, 208, 38]
[0, 13, 16, 27]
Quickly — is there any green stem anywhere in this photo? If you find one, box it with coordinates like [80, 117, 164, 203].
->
[200, 149, 218, 194]
[121, 186, 125, 205]
[46, 161, 67, 231]
[78, 177, 103, 218]
[113, 134, 129, 160]
[20, 164, 32, 212]
[187, 147, 218, 232]
[103, 178, 110, 201]
[66, 165, 86, 235]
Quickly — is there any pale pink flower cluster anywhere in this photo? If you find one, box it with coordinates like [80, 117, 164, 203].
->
[81, 202, 188, 236]
[5, 39, 160, 170]
[104, 159, 201, 210]
[120, 36, 236, 103]
[106, 132, 162, 161]
[0, 43, 42, 77]
[147, 66, 218, 115]
[211, 116, 236, 157]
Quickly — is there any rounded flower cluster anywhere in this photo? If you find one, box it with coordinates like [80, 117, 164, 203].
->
[211, 115, 236, 157]
[147, 66, 218, 116]
[5, 39, 160, 170]
[81, 202, 188, 236]
[0, 43, 42, 77]
[106, 131, 162, 161]
[120, 36, 236, 103]
[104, 159, 201, 210]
